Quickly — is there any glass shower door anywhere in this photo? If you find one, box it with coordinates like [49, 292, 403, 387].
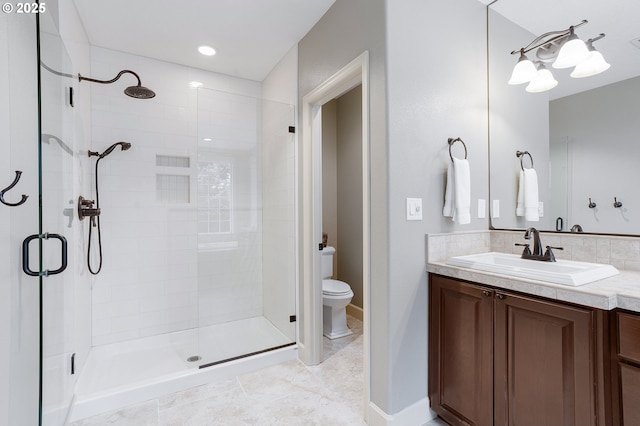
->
[0, 8, 73, 425]
[0, 10, 41, 426]
[195, 89, 296, 367]
[38, 11, 76, 426]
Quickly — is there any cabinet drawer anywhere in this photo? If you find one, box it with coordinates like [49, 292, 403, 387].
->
[618, 312, 640, 363]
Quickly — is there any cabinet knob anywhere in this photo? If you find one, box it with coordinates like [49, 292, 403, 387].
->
[482, 290, 491, 298]
[496, 293, 506, 300]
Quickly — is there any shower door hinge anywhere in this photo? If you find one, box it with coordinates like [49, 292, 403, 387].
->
[288, 126, 295, 133]
[289, 315, 296, 323]
[69, 87, 74, 108]
[70, 353, 76, 375]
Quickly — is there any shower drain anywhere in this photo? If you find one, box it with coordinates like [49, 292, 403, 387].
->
[187, 355, 202, 362]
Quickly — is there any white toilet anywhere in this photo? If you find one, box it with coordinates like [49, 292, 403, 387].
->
[321, 246, 354, 339]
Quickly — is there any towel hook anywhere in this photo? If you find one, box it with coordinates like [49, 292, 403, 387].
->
[516, 150, 534, 171]
[0, 171, 29, 207]
[447, 137, 467, 162]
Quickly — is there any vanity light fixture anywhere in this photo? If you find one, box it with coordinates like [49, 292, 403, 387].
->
[508, 50, 538, 85]
[525, 62, 558, 93]
[570, 34, 611, 78]
[551, 26, 591, 69]
[508, 20, 609, 92]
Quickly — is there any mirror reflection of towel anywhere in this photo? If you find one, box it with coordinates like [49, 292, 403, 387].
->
[516, 169, 539, 221]
[443, 158, 471, 224]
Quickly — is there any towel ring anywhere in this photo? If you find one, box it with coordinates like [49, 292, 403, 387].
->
[448, 137, 467, 162]
[516, 150, 534, 171]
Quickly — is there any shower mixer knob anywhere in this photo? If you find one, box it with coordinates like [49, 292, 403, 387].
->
[78, 196, 101, 221]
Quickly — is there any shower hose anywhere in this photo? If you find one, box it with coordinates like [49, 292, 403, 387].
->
[87, 157, 104, 275]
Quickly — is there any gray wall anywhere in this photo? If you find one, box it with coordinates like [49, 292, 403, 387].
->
[337, 85, 364, 309]
[301, 0, 489, 416]
[385, 0, 488, 414]
[550, 76, 640, 234]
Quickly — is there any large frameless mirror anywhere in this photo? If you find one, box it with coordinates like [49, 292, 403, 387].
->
[488, 0, 640, 235]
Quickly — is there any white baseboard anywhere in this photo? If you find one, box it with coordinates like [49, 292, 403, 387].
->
[366, 397, 434, 426]
[346, 303, 364, 321]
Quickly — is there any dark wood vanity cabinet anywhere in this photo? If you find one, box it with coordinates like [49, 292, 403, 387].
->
[429, 274, 610, 426]
[611, 311, 640, 425]
[428, 275, 493, 425]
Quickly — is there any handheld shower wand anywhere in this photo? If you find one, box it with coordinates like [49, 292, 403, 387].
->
[88, 141, 132, 158]
[85, 142, 133, 275]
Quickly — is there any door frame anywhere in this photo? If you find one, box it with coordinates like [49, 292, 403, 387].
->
[299, 51, 370, 412]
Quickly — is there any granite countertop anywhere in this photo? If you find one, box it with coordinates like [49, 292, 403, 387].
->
[427, 261, 640, 313]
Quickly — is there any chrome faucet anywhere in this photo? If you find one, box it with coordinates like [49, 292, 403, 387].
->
[514, 227, 563, 262]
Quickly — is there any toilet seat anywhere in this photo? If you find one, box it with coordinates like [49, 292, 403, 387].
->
[322, 279, 352, 296]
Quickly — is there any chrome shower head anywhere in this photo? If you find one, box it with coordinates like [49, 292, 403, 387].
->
[79, 70, 156, 99]
[89, 142, 132, 159]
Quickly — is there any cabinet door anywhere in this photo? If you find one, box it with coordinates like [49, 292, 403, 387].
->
[615, 311, 640, 425]
[619, 363, 640, 425]
[429, 276, 493, 426]
[494, 292, 596, 426]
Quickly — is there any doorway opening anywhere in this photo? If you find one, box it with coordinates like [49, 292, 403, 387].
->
[300, 51, 370, 419]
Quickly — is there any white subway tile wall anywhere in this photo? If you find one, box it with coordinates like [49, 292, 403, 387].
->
[156, 174, 190, 203]
[89, 46, 263, 346]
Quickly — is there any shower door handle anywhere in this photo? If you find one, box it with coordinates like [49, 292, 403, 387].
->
[22, 233, 68, 276]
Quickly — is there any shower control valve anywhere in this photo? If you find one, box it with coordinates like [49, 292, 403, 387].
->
[78, 196, 101, 226]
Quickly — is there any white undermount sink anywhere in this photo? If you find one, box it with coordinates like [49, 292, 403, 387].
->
[446, 252, 619, 286]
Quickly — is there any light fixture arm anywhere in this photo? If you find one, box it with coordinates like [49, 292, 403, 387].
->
[78, 70, 142, 86]
[587, 33, 606, 45]
[510, 19, 588, 55]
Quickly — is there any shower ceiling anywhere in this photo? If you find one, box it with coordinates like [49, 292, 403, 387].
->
[72, 0, 336, 81]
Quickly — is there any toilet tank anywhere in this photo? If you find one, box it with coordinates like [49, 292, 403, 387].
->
[321, 246, 336, 279]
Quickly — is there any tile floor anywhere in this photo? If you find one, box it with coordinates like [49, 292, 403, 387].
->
[70, 315, 448, 425]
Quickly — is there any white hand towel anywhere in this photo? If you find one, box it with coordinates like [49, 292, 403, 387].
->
[452, 158, 471, 224]
[523, 168, 539, 221]
[516, 170, 525, 216]
[443, 162, 454, 218]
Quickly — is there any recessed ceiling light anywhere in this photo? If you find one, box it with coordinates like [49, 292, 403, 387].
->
[198, 45, 216, 56]
[203, 138, 212, 142]
[189, 81, 204, 88]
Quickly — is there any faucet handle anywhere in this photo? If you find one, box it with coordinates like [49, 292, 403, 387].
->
[544, 245, 563, 262]
[515, 243, 531, 256]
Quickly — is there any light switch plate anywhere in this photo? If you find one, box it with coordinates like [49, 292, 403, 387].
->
[538, 201, 544, 217]
[492, 200, 500, 218]
[478, 199, 486, 219]
[406, 198, 422, 221]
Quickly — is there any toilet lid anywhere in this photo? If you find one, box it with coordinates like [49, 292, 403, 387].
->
[323, 279, 352, 295]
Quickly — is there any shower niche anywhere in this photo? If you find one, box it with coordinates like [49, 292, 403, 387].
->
[156, 155, 191, 204]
